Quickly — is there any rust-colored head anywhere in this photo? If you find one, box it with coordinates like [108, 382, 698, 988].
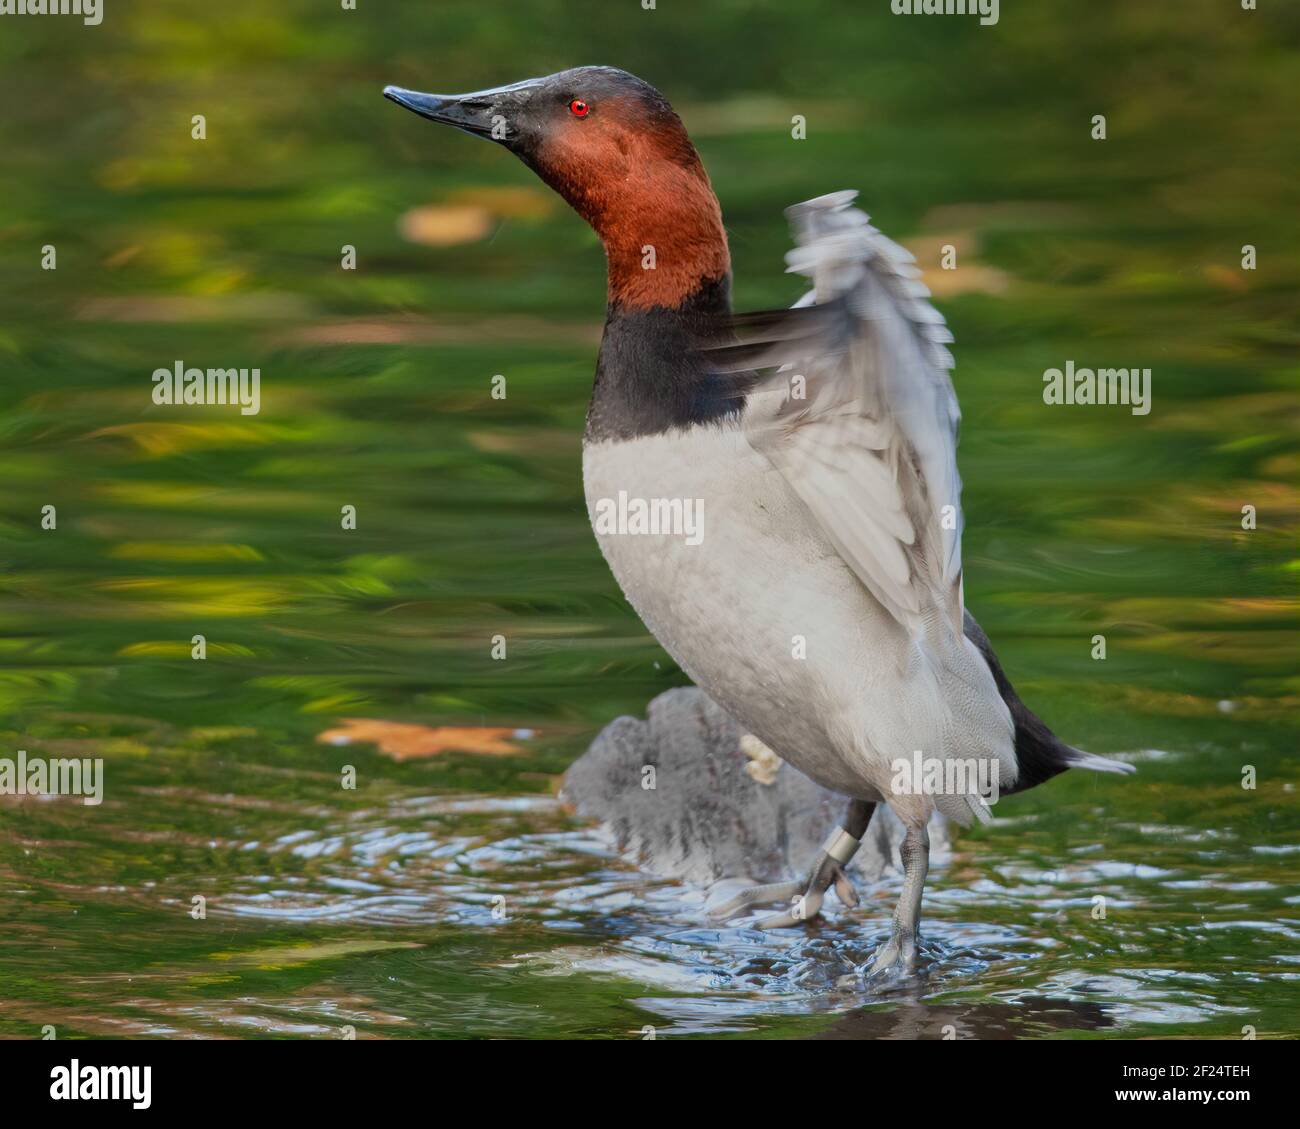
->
[385, 67, 730, 311]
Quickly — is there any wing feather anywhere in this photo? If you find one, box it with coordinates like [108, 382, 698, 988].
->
[707, 191, 965, 636]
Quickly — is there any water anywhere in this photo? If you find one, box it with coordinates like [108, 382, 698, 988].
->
[0, 1, 1297, 1039]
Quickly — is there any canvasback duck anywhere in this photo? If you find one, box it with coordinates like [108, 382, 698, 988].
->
[384, 66, 1133, 976]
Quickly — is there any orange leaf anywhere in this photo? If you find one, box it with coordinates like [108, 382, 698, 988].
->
[316, 719, 533, 761]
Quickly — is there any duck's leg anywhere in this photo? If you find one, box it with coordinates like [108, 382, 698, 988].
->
[870, 822, 929, 976]
[707, 799, 876, 928]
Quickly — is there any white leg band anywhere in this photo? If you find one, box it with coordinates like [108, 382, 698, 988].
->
[822, 827, 861, 865]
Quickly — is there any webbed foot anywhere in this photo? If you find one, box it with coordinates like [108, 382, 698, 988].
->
[869, 927, 918, 978]
[707, 826, 862, 929]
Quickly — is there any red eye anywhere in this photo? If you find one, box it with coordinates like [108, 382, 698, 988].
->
[569, 99, 589, 118]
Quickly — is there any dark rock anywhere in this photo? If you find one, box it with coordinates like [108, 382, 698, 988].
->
[562, 687, 946, 890]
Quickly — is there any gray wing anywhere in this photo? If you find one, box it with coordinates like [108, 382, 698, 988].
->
[707, 191, 964, 637]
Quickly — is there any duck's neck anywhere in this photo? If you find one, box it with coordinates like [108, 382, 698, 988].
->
[597, 168, 732, 312]
[566, 147, 740, 441]
[534, 136, 731, 313]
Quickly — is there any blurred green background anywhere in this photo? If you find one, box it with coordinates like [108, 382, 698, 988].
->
[0, 0, 1296, 1039]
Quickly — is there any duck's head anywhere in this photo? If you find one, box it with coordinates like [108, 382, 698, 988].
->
[384, 66, 730, 311]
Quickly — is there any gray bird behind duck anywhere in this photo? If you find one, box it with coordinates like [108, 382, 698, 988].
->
[384, 65, 1134, 978]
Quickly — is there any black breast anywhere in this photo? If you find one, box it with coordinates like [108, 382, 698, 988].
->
[584, 276, 755, 443]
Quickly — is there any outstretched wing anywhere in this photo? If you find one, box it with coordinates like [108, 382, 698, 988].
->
[705, 191, 964, 637]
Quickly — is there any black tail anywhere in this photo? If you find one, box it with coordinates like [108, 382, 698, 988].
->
[963, 611, 1133, 796]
